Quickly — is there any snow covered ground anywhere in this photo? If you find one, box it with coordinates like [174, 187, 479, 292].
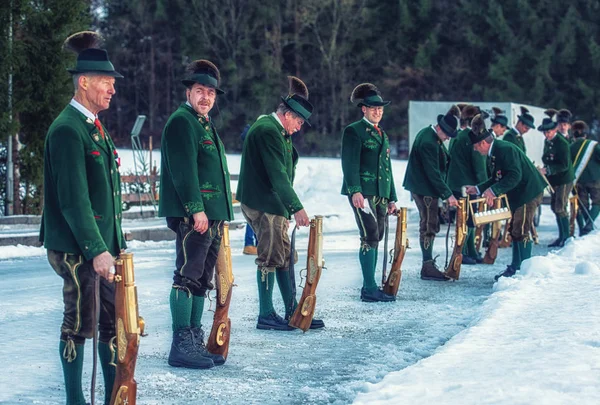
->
[0, 155, 598, 404]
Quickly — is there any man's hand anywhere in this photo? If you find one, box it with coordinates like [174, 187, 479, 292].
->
[351, 192, 365, 209]
[464, 185, 478, 195]
[538, 166, 547, 176]
[447, 195, 459, 207]
[93, 251, 115, 282]
[294, 209, 310, 227]
[483, 188, 495, 206]
[192, 211, 209, 234]
[387, 202, 397, 215]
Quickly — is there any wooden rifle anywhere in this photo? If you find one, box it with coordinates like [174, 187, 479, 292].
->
[382, 208, 408, 296]
[474, 201, 486, 252]
[444, 198, 467, 280]
[207, 223, 233, 360]
[483, 198, 502, 264]
[569, 195, 578, 237]
[498, 220, 512, 248]
[289, 216, 324, 332]
[110, 253, 145, 405]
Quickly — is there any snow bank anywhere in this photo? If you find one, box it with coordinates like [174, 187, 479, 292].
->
[0, 244, 46, 260]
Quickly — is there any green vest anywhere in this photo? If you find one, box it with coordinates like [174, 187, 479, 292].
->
[542, 133, 574, 187]
[159, 103, 234, 220]
[447, 128, 488, 192]
[403, 126, 452, 199]
[502, 127, 526, 154]
[477, 140, 547, 211]
[570, 138, 600, 184]
[236, 114, 303, 218]
[40, 105, 126, 260]
[340, 119, 397, 201]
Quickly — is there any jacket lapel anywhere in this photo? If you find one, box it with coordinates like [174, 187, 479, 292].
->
[363, 121, 382, 144]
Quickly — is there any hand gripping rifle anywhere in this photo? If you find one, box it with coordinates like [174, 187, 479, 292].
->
[289, 216, 324, 332]
[207, 223, 234, 360]
[382, 207, 408, 296]
[445, 198, 468, 280]
[110, 253, 145, 405]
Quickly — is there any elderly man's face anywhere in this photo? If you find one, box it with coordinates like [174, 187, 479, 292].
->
[187, 83, 216, 117]
[473, 140, 489, 155]
[282, 111, 305, 135]
[362, 105, 384, 125]
[81, 75, 116, 114]
[557, 122, 570, 134]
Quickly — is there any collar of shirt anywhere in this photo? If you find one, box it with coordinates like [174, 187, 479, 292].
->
[70, 99, 96, 122]
[514, 126, 523, 136]
[362, 116, 379, 128]
[488, 139, 495, 157]
[271, 112, 286, 133]
[186, 101, 210, 121]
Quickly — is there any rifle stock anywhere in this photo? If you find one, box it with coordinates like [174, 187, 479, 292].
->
[569, 196, 578, 237]
[289, 216, 324, 332]
[445, 198, 467, 280]
[383, 208, 408, 296]
[483, 198, 503, 264]
[110, 253, 144, 405]
[474, 201, 485, 251]
[498, 220, 512, 248]
[207, 223, 233, 360]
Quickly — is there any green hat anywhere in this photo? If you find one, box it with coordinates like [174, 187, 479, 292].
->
[572, 120, 588, 138]
[517, 106, 535, 129]
[281, 76, 313, 126]
[557, 109, 572, 124]
[350, 83, 391, 107]
[469, 114, 492, 144]
[64, 31, 123, 78]
[437, 105, 460, 138]
[182, 59, 224, 94]
[537, 117, 558, 132]
[490, 107, 508, 127]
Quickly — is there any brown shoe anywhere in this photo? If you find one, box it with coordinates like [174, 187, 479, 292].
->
[420, 259, 449, 281]
[243, 245, 258, 255]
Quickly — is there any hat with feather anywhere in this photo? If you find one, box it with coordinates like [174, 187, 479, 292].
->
[64, 31, 123, 78]
[469, 114, 493, 144]
[537, 109, 558, 132]
[460, 105, 480, 126]
[517, 106, 535, 129]
[350, 83, 391, 108]
[572, 120, 589, 138]
[281, 76, 313, 126]
[557, 109, 572, 124]
[182, 59, 224, 94]
[437, 104, 460, 138]
[490, 106, 508, 127]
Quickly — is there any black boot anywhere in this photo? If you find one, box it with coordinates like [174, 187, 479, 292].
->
[191, 327, 225, 365]
[494, 265, 517, 281]
[461, 256, 477, 265]
[309, 318, 326, 329]
[420, 259, 449, 281]
[257, 312, 294, 331]
[168, 327, 214, 369]
[360, 287, 396, 302]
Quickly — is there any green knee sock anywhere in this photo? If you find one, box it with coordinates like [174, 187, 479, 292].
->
[555, 215, 563, 241]
[170, 287, 192, 332]
[359, 246, 378, 290]
[98, 342, 115, 405]
[520, 240, 532, 262]
[275, 269, 297, 319]
[576, 214, 586, 233]
[190, 295, 205, 328]
[59, 340, 86, 405]
[420, 239, 434, 261]
[257, 270, 275, 317]
[511, 240, 522, 269]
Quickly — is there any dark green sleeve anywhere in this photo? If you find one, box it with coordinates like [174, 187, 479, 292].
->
[341, 126, 362, 195]
[489, 148, 523, 196]
[260, 130, 303, 214]
[163, 116, 204, 215]
[421, 141, 452, 200]
[547, 139, 571, 176]
[49, 125, 108, 260]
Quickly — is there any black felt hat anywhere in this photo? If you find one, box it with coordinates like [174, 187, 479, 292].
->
[490, 107, 508, 127]
[350, 83, 391, 107]
[281, 76, 313, 126]
[64, 31, 123, 78]
[437, 105, 460, 138]
[517, 106, 535, 129]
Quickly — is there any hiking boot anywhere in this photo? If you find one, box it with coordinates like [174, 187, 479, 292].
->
[494, 265, 517, 281]
[474, 253, 484, 264]
[548, 238, 564, 248]
[420, 260, 449, 281]
[257, 312, 294, 331]
[190, 327, 225, 366]
[462, 256, 477, 265]
[243, 245, 258, 255]
[360, 287, 396, 302]
[168, 327, 214, 369]
[309, 318, 326, 329]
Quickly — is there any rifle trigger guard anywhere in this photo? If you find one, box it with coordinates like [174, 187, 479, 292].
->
[108, 336, 117, 367]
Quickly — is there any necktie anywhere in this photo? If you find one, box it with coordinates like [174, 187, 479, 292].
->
[94, 117, 105, 139]
[373, 124, 382, 136]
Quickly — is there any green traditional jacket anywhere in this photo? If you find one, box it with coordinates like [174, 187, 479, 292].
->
[570, 138, 600, 184]
[40, 104, 126, 261]
[542, 133, 574, 187]
[236, 114, 303, 218]
[502, 127, 526, 154]
[340, 119, 397, 201]
[477, 140, 546, 211]
[159, 103, 233, 220]
[447, 128, 488, 192]
[403, 125, 452, 199]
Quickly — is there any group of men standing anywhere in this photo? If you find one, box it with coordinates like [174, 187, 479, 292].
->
[40, 30, 600, 404]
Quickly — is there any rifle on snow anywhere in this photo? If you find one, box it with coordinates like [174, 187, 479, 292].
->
[382, 207, 408, 296]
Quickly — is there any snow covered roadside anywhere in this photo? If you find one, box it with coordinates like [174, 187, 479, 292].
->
[354, 233, 600, 405]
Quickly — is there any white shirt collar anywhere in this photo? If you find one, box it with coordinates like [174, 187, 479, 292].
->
[488, 139, 495, 157]
[186, 101, 210, 120]
[271, 112, 285, 131]
[514, 126, 522, 135]
[362, 116, 378, 127]
[70, 99, 96, 122]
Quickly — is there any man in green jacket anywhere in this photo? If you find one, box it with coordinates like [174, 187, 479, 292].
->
[540, 112, 575, 247]
[557, 109, 573, 143]
[503, 106, 535, 153]
[159, 59, 233, 369]
[237, 76, 324, 330]
[570, 120, 600, 235]
[465, 115, 546, 280]
[490, 107, 508, 138]
[341, 83, 397, 302]
[447, 104, 486, 265]
[40, 31, 125, 405]
[403, 106, 460, 281]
